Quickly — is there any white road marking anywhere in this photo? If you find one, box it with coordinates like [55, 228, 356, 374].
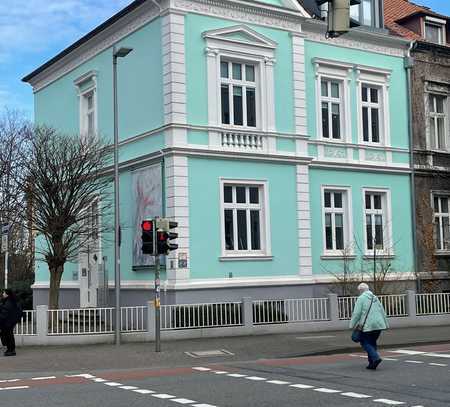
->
[119, 386, 138, 390]
[296, 335, 336, 340]
[213, 371, 228, 375]
[429, 362, 447, 366]
[93, 378, 106, 382]
[390, 350, 426, 356]
[349, 354, 367, 358]
[314, 388, 341, 393]
[405, 360, 424, 364]
[267, 380, 290, 385]
[424, 352, 450, 359]
[192, 367, 211, 371]
[171, 398, 196, 404]
[382, 358, 399, 361]
[192, 404, 217, 407]
[0, 386, 30, 391]
[153, 394, 176, 399]
[31, 376, 56, 381]
[374, 399, 405, 405]
[290, 384, 314, 389]
[227, 373, 247, 378]
[0, 379, 19, 383]
[104, 382, 122, 386]
[245, 376, 266, 381]
[133, 389, 155, 394]
[341, 392, 371, 399]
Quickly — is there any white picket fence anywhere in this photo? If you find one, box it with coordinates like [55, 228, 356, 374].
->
[416, 293, 450, 315]
[14, 310, 36, 335]
[253, 298, 329, 324]
[338, 294, 407, 320]
[161, 302, 242, 330]
[12, 292, 450, 339]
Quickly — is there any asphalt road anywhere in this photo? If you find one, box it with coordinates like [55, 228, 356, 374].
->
[2, 342, 450, 406]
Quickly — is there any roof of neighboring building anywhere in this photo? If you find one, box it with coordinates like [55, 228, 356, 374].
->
[384, 0, 449, 40]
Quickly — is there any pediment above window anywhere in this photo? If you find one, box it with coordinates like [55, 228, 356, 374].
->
[202, 25, 277, 50]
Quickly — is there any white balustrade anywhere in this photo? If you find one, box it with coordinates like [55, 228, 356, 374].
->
[221, 131, 265, 151]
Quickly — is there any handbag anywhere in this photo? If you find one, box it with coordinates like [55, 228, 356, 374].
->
[351, 296, 374, 343]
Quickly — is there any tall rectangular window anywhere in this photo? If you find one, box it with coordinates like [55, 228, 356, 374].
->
[220, 60, 257, 128]
[320, 79, 342, 140]
[434, 195, 450, 251]
[222, 183, 266, 255]
[364, 191, 386, 251]
[361, 84, 381, 143]
[425, 22, 445, 45]
[429, 94, 447, 150]
[322, 189, 350, 254]
[81, 90, 96, 139]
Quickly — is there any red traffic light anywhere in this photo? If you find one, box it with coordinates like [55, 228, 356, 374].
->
[142, 220, 153, 231]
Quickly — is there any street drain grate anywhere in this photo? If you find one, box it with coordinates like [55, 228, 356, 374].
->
[185, 349, 234, 358]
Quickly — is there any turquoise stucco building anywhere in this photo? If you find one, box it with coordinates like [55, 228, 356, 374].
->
[23, 0, 414, 307]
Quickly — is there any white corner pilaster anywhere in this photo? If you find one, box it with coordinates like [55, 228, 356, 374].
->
[162, 10, 187, 126]
[291, 33, 307, 137]
[165, 155, 190, 282]
[296, 164, 312, 276]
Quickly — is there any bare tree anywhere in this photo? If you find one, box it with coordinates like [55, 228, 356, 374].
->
[0, 109, 33, 288]
[22, 127, 112, 309]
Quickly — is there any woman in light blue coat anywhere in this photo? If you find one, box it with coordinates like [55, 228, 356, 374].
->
[350, 283, 389, 370]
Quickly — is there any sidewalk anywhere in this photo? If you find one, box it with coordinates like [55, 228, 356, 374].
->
[2, 325, 450, 376]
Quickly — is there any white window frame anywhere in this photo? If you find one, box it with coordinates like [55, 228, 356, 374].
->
[219, 59, 259, 129]
[204, 25, 277, 133]
[428, 93, 448, 151]
[320, 79, 344, 140]
[424, 16, 447, 45]
[74, 70, 98, 141]
[321, 186, 353, 256]
[314, 59, 352, 144]
[362, 188, 393, 256]
[432, 193, 450, 253]
[219, 179, 271, 259]
[356, 67, 391, 147]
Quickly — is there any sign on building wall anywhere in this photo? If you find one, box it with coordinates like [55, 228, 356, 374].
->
[132, 163, 162, 267]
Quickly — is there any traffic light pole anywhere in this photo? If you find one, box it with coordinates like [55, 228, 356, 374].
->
[154, 255, 161, 352]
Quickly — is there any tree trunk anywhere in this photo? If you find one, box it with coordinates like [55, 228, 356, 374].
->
[48, 264, 64, 309]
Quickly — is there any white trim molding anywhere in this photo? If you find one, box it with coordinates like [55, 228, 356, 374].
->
[165, 154, 190, 282]
[356, 65, 392, 149]
[162, 10, 187, 125]
[291, 33, 307, 139]
[203, 24, 277, 135]
[320, 185, 353, 257]
[219, 178, 272, 259]
[296, 164, 312, 276]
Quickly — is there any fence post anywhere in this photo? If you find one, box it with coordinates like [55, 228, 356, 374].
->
[147, 301, 156, 340]
[328, 293, 339, 324]
[36, 305, 49, 344]
[406, 290, 417, 319]
[242, 297, 253, 331]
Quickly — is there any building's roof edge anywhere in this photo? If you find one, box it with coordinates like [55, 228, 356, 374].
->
[22, 0, 146, 83]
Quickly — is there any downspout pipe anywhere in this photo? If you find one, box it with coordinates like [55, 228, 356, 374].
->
[405, 40, 420, 292]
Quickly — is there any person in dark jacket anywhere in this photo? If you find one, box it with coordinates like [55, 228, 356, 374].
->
[0, 289, 22, 356]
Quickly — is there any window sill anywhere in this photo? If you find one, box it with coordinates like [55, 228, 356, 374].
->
[321, 254, 357, 260]
[434, 251, 450, 257]
[219, 255, 273, 262]
[362, 254, 395, 260]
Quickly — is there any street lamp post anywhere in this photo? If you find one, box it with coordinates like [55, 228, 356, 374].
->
[113, 46, 133, 346]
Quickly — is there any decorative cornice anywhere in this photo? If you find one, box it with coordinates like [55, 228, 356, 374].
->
[173, 0, 302, 31]
[29, 2, 160, 93]
[303, 19, 410, 58]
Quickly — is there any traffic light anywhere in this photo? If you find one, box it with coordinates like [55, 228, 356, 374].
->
[317, 0, 361, 38]
[141, 219, 154, 255]
[156, 219, 178, 255]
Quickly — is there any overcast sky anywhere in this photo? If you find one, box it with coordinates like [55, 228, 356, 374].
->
[0, 0, 449, 119]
